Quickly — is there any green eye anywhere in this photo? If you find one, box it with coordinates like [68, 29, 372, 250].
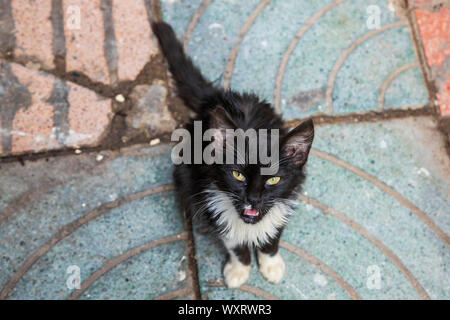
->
[232, 171, 246, 182]
[266, 176, 281, 185]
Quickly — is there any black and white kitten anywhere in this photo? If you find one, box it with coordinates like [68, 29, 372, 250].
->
[152, 22, 314, 288]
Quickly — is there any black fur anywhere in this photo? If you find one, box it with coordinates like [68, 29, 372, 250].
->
[151, 22, 219, 112]
[152, 22, 314, 270]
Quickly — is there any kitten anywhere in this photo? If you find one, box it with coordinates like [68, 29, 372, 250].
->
[152, 22, 314, 288]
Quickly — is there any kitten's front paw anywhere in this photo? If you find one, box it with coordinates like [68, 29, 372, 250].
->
[258, 251, 285, 283]
[223, 260, 251, 288]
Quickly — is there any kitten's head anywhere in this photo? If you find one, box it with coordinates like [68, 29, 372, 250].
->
[207, 95, 314, 225]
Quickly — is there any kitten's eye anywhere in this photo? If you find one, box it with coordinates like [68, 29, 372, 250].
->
[232, 171, 246, 182]
[266, 176, 281, 185]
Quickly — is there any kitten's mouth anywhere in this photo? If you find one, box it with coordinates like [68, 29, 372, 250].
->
[241, 207, 261, 224]
[243, 208, 259, 217]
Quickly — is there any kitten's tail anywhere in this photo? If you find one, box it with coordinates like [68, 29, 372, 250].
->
[151, 21, 219, 113]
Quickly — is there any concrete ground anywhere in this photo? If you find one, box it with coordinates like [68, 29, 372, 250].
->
[0, 0, 449, 300]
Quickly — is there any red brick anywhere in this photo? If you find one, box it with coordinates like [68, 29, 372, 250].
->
[10, 63, 58, 153]
[12, 0, 54, 69]
[113, 0, 158, 81]
[415, 7, 450, 116]
[64, 0, 111, 84]
[415, 8, 450, 67]
[0, 61, 113, 155]
[67, 83, 113, 146]
[437, 75, 450, 116]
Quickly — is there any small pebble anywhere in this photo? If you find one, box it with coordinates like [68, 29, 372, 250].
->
[115, 94, 125, 102]
[96, 154, 104, 162]
[74, 149, 82, 154]
[149, 138, 160, 146]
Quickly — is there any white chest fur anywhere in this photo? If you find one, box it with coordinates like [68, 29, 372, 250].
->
[206, 191, 293, 247]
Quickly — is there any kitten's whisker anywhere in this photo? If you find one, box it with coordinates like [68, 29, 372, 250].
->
[268, 156, 291, 169]
[223, 139, 246, 164]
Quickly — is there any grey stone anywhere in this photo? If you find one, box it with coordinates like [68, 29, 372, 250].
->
[126, 80, 176, 133]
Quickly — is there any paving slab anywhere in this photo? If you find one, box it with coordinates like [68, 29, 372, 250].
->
[194, 117, 449, 300]
[161, 0, 430, 118]
[0, 144, 194, 300]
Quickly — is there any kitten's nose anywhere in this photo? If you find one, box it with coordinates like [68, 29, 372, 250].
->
[247, 195, 259, 207]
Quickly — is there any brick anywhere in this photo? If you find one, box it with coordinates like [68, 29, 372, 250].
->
[437, 75, 450, 116]
[64, 0, 111, 84]
[67, 83, 113, 146]
[415, 8, 450, 67]
[10, 63, 58, 153]
[113, 0, 157, 81]
[11, 0, 54, 70]
[415, 7, 450, 116]
[0, 61, 113, 155]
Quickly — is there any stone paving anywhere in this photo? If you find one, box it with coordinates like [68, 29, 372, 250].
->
[0, 144, 195, 299]
[0, 0, 162, 156]
[0, 0, 449, 300]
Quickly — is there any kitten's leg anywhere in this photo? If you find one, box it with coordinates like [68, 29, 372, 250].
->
[223, 240, 251, 288]
[257, 230, 285, 283]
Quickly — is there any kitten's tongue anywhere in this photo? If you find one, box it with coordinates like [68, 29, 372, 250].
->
[243, 208, 259, 217]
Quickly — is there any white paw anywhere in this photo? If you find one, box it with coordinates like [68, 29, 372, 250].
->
[223, 259, 250, 288]
[258, 251, 285, 283]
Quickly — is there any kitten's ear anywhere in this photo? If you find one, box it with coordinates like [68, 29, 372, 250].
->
[209, 106, 236, 147]
[281, 119, 314, 166]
